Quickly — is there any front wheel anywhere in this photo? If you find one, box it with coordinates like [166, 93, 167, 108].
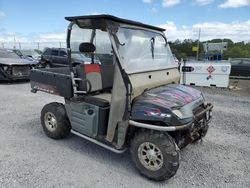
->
[130, 130, 179, 181]
[41, 102, 71, 139]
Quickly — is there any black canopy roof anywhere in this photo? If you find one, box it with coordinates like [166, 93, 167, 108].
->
[65, 14, 165, 32]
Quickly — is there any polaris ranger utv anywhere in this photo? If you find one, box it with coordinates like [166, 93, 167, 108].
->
[30, 15, 213, 181]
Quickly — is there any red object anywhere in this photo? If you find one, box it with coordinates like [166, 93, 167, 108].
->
[84, 64, 100, 74]
[207, 65, 215, 74]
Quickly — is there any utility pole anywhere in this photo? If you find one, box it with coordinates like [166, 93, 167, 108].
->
[196, 28, 201, 61]
[13, 34, 16, 49]
[221, 39, 223, 57]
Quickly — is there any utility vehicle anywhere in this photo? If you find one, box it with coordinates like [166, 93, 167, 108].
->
[30, 15, 213, 181]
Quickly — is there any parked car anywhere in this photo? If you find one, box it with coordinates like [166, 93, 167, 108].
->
[0, 48, 37, 81]
[40, 48, 100, 68]
[12, 49, 41, 62]
[230, 58, 250, 77]
[21, 49, 41, 61]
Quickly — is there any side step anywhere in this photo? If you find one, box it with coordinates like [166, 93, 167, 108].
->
[71, 130, 127, 154]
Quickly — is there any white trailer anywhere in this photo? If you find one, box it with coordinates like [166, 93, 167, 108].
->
[180, 61, 231, 88]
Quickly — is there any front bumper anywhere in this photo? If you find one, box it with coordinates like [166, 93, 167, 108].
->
[194, 103, 213, 121]
[0, 65, 31, 81]
[129, 103, 213, 132]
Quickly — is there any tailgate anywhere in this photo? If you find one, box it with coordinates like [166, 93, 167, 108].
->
[30, 68, 73, 98]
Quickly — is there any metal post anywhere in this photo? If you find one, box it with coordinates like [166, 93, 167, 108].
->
[59, 42, 61, 48]
[196, 28, 201, 61]
[13, 34, 16, 49]
[37, 42, 40, 50]
[19, 42, 21, 49]
[205, 41, 208, 60]
[221, 39, 223, 59]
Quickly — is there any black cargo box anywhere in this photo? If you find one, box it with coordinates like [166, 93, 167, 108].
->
[30, 68, 73, 98]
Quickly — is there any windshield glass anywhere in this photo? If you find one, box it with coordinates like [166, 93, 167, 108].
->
[21, 50, 39, 56]
[70, 24, 113, 65]
[116, 28, 176, 73]
[0, 49, 20, 59]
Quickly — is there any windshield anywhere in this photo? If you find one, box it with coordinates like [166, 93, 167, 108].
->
[0, 49, 20, 59]
[116, 28, 176, 73]
[70, 24, 113, 65]
[21, 50, 37, 56]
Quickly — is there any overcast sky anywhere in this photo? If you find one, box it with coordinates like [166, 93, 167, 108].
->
[0, 0, 250, 45]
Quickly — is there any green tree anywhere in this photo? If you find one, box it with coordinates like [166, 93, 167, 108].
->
[169, 38, 250, 60]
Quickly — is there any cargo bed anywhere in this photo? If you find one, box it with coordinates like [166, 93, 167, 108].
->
[30, 67, 73, 98]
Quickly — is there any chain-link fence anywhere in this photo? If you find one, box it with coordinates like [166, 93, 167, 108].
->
[0, 42, 66, 51]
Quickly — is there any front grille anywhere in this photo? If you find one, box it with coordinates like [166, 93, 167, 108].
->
[193, 105, 205, 121]
[12, 66, 30, 77]
[193, 105, 203, 114]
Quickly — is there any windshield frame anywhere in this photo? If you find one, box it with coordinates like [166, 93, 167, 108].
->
[67, 21, 175, 75]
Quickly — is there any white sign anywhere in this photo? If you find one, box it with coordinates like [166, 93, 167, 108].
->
[203, 42, 228, 52]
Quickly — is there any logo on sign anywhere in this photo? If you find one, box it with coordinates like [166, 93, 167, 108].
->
[221, 66, 229, 73]
[206, 75, 212, 80]
[206, 65, 215, 80]
[207, 65, 215, 74]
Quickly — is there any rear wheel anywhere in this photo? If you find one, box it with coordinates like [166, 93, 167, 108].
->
[41, 102, 71, 139]
[130, 130, 179, 181]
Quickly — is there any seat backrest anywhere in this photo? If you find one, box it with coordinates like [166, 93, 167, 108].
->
[85, 64, 102, 91]
[76, 64, 102, 93]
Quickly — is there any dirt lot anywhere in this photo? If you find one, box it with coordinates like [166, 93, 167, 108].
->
[0, 82, 249, 188]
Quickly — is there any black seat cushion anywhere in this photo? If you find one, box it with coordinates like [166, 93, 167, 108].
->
[83, 96, 110, 107]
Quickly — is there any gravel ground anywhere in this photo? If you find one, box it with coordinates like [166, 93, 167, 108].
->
[0, 82, 249, 188]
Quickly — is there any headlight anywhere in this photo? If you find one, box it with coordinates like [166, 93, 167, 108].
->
[201, 92, 205, 100]
[148, 112, 172, 118]
[201, 93, 207, 106]
[172, 109, 183, 118]
[144, 109, 172, 118]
